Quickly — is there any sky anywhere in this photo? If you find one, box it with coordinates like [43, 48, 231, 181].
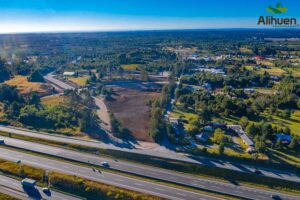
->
[0, 0, 299, 33]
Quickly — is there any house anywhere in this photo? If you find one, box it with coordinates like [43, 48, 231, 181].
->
[196, 132, 209, 142]
[256, 56, 265, 61]
[275, 133, 292, 145]
[244, 88, 256, 93]
[63, 71, 76, 76]
[227, 125, 255, 148]
[202, 83, 212, 90]
[203, 126, 213, 132]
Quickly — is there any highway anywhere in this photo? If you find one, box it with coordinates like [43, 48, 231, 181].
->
[1, 136, 300, 200]
[44, 73, 76, 90]
[1, 125, 300, 185]
[0, 148, 224, 200]
[0, 174, 80, 200]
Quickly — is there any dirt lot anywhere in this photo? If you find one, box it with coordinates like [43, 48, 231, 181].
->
[105, 87, 160, 142]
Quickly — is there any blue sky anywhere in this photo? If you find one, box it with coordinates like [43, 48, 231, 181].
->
[0, 0, 299, 33]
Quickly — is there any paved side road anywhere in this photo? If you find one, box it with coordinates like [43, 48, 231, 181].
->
[2, 136, 300, 200]
[1, 125, 299, 185]
[0, 175, 80, 200]
[0, 148, 224, 200]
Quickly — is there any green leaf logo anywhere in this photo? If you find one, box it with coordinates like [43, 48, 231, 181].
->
[267, 2, 288, 14]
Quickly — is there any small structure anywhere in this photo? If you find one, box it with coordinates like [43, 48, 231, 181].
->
[244, 88, 256, 93]
[196, 132, 209, 142]
[256, 56, 265, 61]
[63, 71, 76, 76]
[203, 126, 213, 132]
[275, 133, 292, 145]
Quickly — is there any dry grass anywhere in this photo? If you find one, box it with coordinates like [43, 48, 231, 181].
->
[4, 75, 52, 95]
[121, 64, 139, 70]
[68, 76, 89, 86]
[257, 67, 286, 76]
[105, 87, 160, 142]
[41, 95, 65, 106]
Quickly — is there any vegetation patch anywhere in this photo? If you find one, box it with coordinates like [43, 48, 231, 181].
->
[4, 75, 52, 95]
[121, 64, 139, 70]
[67, 76, 89, 86]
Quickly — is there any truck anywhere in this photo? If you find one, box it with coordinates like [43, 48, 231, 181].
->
[21, 178, 36, 187]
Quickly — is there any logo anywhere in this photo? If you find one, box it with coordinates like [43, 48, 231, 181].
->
[266, 3, 288, 14]
[257, 1, 299, 28]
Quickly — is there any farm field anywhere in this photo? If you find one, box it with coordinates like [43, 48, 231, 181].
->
[105, 87, 160, 142]
[41, 95, 65, 106]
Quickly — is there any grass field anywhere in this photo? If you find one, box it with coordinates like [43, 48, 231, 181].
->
[286, 67, 300, 77]
[257, 67, 286, 76]
[68, 76, 89, 86]
[261, 110, 300, 136]
[4, 75, 52, 95]
[239, 47, 252, 54]
[256, 87, 275, 95]
[121, 64, 139, 70]
[41, 95, 65, 106]
[170, 109, 198, 131]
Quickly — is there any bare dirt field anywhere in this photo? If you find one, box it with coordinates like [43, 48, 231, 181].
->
[105, 87, 160, 142]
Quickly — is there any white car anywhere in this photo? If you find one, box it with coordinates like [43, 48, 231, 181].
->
[101, 161, 109, 167]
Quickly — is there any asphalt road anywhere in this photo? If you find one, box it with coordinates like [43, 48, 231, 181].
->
[1, 125, 299, 185]
[0, 148, 225, 200]
[44, 73, 76, 90]
[1, 137, 300, 200]
[0, 174, 80, 200]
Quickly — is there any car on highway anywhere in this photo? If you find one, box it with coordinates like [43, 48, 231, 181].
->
[42, 187, 51, 196]
[254, 169, 262, 175]
[101, 161, 110, 167]
[271, 194, 282, 200]
[0, 139, 4, 145]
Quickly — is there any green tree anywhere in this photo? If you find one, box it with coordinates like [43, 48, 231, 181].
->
[218, 142, 225, 154]
[27, 70, 44, 82]
[213, 128, 225, 144]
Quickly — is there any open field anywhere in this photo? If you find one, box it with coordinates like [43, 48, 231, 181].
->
[121, 64, 140, 70]
[257, 67, 286, 76]
[67, 76, 89, 86]
[4, 75, 53, 96]
[105, 87, 160, 142]
[41, 95, 65, 106]
[170, 109, 198, 131]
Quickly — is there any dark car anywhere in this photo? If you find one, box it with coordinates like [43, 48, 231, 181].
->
[271, 194, 281, 200]
[254, 169, 262, 175]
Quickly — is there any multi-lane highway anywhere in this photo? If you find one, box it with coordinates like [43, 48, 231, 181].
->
[1, 136, 300, 200]
[1, 125, 299, 185]
[0, 148, 225, 200]
[44, 73, 76, 90]
[0, 174, 80, 200]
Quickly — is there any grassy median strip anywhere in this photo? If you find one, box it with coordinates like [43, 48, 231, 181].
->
[0, 157, 163, 200]
[1, 131, 300, 195]
[0, 193, 20, 200]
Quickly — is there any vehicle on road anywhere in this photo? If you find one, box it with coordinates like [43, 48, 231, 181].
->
[21, 178, 36, 187]
[42, 187, 51, 196]
[271, 194, 282, 200]
[0, 139, 4, 144]
[254, 169, 262, 175]
[101, 161, 109, 167]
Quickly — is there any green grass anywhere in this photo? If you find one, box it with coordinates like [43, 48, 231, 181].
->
[121, 64, 139, 70]
[257, 67, 286, 75]
[261, 110, 300, 136]
[170, 109, 198, 131]
[267, 148, 300, 168]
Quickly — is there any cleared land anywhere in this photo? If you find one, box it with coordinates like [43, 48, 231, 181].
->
[67, 76, 89, 86]
[121, 64, 139, 70]
[105, 87, 160, 142]
[4, 75, 53, 95]
[41, 95, 65, 106]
